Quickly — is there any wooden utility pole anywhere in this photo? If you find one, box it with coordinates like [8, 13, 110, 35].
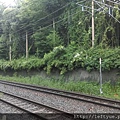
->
[26, 31, 28, 59]
[92, 0, 95, 47]
[9, 34, 12, 61]
[67, 10, 70, 45]
[53, 18, 55, 46]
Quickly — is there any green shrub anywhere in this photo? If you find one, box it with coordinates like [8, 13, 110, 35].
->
[0, 46, 119, 74]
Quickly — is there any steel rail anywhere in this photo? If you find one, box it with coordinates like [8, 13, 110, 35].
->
[0, 90, 75, 120]
[0, 99, 45, 120]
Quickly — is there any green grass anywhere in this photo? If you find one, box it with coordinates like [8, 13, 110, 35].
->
[0, 75, 120, 100]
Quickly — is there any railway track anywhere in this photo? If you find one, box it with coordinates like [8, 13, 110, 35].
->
[0, 80, 120, 110]
[0, 91, 75, 120]
[0, 98, 25, 113]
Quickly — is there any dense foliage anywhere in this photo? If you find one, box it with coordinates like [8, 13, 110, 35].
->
[0, 46, 119, 74]
[0, 0, 119, 73]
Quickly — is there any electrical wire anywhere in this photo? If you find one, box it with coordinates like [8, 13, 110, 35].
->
[3, 0, 92, 35]
[2, 0, 106, 38]
[95, 0, 120, 10]
[16, 0, 120, 37]
[0, 7, 91, 50]
[106, 0, 120, 5]
[1, 0, 71, 22]
[11, 7, 90, 37]
[14, 1, 94, 33]
[9, 2, 73, 34]
[3, 0, 119, 36]
[7, 2, 81, 34]
[1, 0, 73, 31]
[95, 0, 120, 23]
[3, 0, 116, 36]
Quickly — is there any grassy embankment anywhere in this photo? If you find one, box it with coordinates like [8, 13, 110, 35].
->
[0, 75, 120, 100]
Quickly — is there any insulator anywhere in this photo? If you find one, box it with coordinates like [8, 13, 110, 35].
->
[82, 5, 84, 11]
[109, 7, 113, 15]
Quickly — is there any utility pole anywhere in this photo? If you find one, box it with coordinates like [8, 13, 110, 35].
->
[53, 18, 55, 47]
[9, 34, 12, 61]
[92, 0, 95, 47]
[99, 58, 103, 94]
[67, 10, 70, 45]
[26, 31, 28, 59]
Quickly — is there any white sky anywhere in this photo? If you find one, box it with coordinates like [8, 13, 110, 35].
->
[0, 0, 16, 6]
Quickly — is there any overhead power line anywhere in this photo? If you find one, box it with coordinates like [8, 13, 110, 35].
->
[15, 3, 82, 33]
[3, 0, 119, 36]
[2, 0, 95, 36]
[95, 0, 120, 11]
[14, 1, 92, 34]
[94, 0, 120, 23]
[106, 0, 120, 5]
[12, 2, 73, 34]
[16, 6, 91, 37]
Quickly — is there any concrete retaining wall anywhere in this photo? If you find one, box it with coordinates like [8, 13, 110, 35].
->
[0, 68, 119, 83]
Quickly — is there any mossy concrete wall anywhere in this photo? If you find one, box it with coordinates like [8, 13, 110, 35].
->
[0, 68, 119, 83]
